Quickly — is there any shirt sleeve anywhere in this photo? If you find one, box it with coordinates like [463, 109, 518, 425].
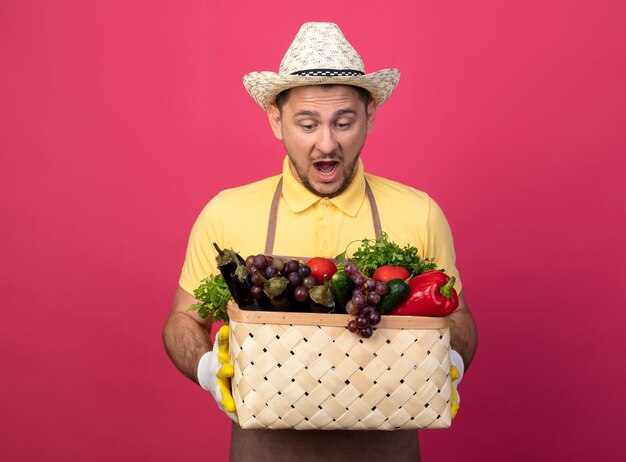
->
[178, 198, 223, 295]
[423, 197, 463, 293]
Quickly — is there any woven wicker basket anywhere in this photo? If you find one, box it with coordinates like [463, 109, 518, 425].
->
[227, 301, 452, 430]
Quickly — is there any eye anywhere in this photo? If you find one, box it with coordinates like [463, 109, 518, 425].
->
[300, 123, 317, 131]
[334, 115, 356, 130]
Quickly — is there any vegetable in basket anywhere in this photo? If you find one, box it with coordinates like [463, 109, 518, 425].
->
[189, 273, 231, 323]
[309, 276, 335, 313]
[330, 270, 354, 313]
[336, 232, 438, 277]
[372, 265, 410, 282]
[253, 271, 290, 311]
[389, 270, 459, 317]
[214, 244, 266, 311]
[306, 257, 338, 285]
[378, 278, 410, 314]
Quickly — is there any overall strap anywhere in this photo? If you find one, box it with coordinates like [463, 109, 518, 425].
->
[365, 180, 383, 240]
[264, 177, 284, 255]
[264, 177, 382, 256]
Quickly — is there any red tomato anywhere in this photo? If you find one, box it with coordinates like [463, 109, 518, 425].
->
[372, 265, 410, 282]
[306, 257, 338, 285]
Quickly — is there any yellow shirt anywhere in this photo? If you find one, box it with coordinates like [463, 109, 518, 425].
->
[179, 156, 461, 294]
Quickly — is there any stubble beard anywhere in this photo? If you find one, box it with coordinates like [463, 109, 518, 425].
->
[287, 151, 362, 199]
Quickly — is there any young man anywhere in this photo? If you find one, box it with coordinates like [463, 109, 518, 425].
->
[163, 22, 477, 462]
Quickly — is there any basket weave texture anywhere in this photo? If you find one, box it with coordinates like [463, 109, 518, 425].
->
[227, 302, 452, 430]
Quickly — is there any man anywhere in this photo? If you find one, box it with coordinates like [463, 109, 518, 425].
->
[163, 22, 477, 461]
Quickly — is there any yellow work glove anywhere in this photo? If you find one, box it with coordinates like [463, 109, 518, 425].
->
[450, 349, 465, 420]
[197, 325, 238, 422]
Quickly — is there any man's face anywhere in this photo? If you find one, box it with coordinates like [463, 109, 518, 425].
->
[268, 85, 376, 198]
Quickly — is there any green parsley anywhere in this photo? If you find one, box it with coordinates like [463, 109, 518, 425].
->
[189, 273, 232, 323]
[336, 232, 439, 277]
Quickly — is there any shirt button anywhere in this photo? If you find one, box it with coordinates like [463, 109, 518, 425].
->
[322, 241, 330, 248]
[319, 203, 327, 210]
[321, 222, 329, 229]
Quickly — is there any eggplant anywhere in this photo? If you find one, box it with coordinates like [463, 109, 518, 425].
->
[213, 243, 267, 311]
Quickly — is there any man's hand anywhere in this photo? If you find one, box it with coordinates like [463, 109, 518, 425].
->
[197, 325, 238, 422]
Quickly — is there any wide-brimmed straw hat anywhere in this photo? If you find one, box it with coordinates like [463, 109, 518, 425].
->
[243, 22, 400, 110]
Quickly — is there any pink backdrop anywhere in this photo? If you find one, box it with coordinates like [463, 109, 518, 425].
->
[2, 1, 625, 460]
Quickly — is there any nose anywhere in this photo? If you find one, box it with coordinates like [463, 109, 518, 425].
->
[316, 125, 339, 155]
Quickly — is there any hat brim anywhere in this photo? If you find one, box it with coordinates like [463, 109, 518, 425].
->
[242, 68, 400, 110]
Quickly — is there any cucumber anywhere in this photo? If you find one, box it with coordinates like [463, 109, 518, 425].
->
[379, 278, 409, 314]
[331, 271, 354, 314]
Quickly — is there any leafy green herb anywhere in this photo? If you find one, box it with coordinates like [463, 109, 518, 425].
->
[189, 273, 232, 323]
[336, 232, 439, 277]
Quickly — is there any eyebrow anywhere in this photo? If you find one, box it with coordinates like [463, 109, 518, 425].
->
[294, 109, 358, 118]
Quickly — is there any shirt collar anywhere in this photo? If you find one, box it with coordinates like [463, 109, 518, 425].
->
[281, 156, 366, 217]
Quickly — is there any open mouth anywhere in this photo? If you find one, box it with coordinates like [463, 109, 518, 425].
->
[314, 160, 339, 177]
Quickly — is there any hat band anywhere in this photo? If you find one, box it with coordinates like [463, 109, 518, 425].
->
[290, 69, 365, 77]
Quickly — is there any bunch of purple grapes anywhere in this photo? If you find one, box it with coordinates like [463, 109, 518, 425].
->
[343, 262, 389, 338]
[245, 254, 317, 303]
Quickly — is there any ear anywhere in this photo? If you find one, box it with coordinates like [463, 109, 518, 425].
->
[365, 99, 377, 134]
[267, 104, 283, 140]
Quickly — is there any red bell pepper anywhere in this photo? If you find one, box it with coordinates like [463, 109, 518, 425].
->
[388, 270, 459, 317]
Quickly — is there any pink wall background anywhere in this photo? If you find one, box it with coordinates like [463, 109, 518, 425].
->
[2, 1, 625, 460]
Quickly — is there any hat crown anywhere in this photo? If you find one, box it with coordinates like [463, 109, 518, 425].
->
[279, 22, 365, 75]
